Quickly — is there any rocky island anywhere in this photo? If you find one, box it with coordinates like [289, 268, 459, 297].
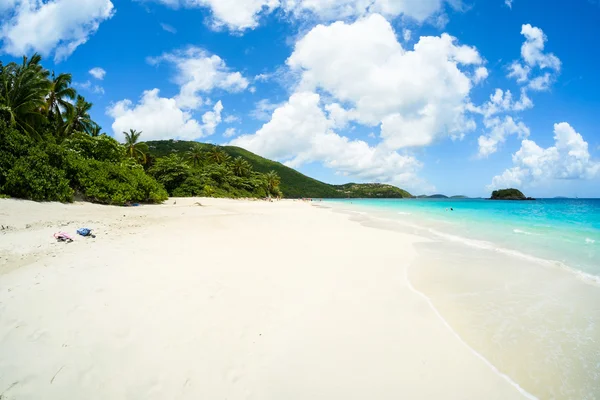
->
[490, 188, 535, 200]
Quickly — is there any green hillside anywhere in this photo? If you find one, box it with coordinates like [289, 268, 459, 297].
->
[145, 140, 413, 199]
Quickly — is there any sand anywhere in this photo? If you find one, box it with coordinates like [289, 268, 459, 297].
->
[0, 198, 527, 399]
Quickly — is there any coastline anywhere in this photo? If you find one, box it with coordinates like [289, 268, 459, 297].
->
[0, 198, 526, 399]
[325, 200, 600, 399]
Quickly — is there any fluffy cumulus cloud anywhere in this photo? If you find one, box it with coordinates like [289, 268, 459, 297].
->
[231, 91, 426, 188]
[283, 0, 452, 23]
[147, 0, 279, 31]
[468, 88, 533, 157]
[147, 0, 455, 31]
[477, 116, 530, 158]
[0, 0, 114, 62]
[108, 47, 248, 140]
[107, 89, 223, 142]
[89, 67, 106, 80]
[508, 24, 561, 91]
[75, 80, 105, 95]
[287, 14, 484, 149]
[489, 123, 600, 189]
[232, 14, 486, 188]
[149, 46, 249, 109]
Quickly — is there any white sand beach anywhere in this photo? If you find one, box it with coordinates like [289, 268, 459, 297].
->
[0, 198, 527, 399]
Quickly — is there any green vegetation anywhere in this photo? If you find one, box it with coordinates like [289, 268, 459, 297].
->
[490, 188, 535, 200]
[416, 194, 449, 199]
[146, 140, 413, 198]
[1, 54, 411, 204]
[0, 54, 167, 205]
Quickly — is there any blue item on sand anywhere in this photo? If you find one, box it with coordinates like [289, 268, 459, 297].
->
[77, 228, 95, 238]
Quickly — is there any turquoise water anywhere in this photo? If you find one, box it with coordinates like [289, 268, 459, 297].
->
[327, 198, 600, 280]
[324, 198, 600, 399]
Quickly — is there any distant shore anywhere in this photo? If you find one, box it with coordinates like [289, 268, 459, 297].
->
[0, 198, 525, 399]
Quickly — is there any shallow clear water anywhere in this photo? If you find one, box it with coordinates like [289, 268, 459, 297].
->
[323, 198, 600, 399]
[327, 198, 600, 280]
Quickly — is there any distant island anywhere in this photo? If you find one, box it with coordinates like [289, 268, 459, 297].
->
[415, 194, 470, 199]
[490, 189, 535, 201]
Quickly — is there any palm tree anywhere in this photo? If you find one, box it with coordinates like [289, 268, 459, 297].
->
[207, 146, 230, 164]
[44, 72, 75, 123]
[265, 170, 281, 196]
[89, 123, 102, 137]
[123, 129, 149, 164]
[185, 144, 204, 168]
[65, 95, 93, 136]
[232, 156, 252, 177]
[0, 54, 51, 138]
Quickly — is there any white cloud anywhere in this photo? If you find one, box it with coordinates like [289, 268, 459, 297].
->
[287, 14, 484, 150]
[505, 0, 513, 8]
[223, 127, 237, 138]
[283, 0, 452, 23]
[528, 72, 552, 91]
[507, 61, 530, 83]
[107, 89, 224, 142]
[231, 91, 427, 189]
[489, 123, 600, 189]
[148, 0, 457, 32]
[89, 67, 106, 80]
[474, 66, 489, 84]
[477, 116, 530, 158]
[200, 100, 223, 136]
[469, 88, 533, 119]
[469, 88, 533, 156]
[148, 0, 279, 31]
[0, 0, 114, 62]
[160, 23, 177, 33]
[520, 24, 561, 70]
[508, 24, 561, 91]
[250, 99, 284, 121]
[74, 80, 105, 95]
[402, 28, 412, 42]
[254, 73, 272, 82]
[224, 115, 241, 123]
[148, 47, 249, 109]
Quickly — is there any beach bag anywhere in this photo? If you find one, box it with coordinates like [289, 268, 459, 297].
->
[77, 228, 95, 237]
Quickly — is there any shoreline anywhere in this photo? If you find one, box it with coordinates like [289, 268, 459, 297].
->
[1, 198, 527, 399]
[324, 201, 600, 399]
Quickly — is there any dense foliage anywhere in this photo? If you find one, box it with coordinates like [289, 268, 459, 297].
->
[0, 55, 167, 205]
[491, 188, 534, 200]
[1, 53, 412, 204]
[146, 140, 413, 198]
[146, 147, 282, 199]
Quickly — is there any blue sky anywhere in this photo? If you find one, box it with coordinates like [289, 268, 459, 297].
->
[2, 0, 600, 197]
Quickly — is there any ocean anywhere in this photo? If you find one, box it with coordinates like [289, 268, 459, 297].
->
[324, 198, 600, 399]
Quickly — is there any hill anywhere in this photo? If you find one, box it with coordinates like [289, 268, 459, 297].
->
[416, 194, 449, 199]
[145, 140, 413, 199]
[490, 188, 535, 201]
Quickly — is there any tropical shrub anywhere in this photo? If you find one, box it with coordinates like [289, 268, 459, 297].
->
[0, 120, 32, 188]
[62, 133, 124, 162]
[172, 175, 208, 197]
[68, 157, 168, 205]
[3, 147, 74, 202]
[148, 154, 191, 195]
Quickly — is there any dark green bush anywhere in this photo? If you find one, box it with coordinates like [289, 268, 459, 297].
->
[172, 175, 208, 197]
[148, 154, 191, 195]
[62, 133, 124, 162]
[69, 157, 168, 205]
[0, 120, 33, 188]
[4, 148, 74, 202]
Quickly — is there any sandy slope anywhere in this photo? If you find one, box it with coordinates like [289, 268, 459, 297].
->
[0, 198, 525, 399]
